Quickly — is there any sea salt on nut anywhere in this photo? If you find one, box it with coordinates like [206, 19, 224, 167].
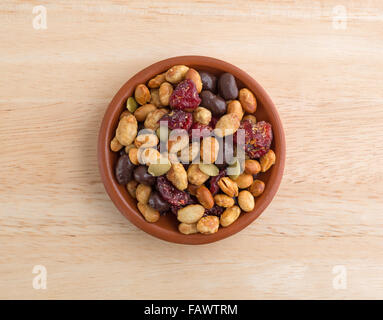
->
[150, 89, 162, 107]
[196, 185, 214, 209]
[159, 82, 173, 106]
[220, 205, 241, 227]
[244, 159, 261, 175]
[128, 147, 139, 165]
[126, 180, 138, 199]
[260, 150, 276, 172]
[136, 184, 152, 204]
[218, 177, 239, 197]
[238, 190, 255, 212]
[110, 136, 123, 152]
[134, 104, 157, 122]
[214, 113, 240, 137]
[116, 114, 138, 146]
[177, 204, 205, 224]
[233, 173, 254, 189]
[165, 65, 189, 84]
[185, 68, 203, 93]
[248, 180, 265, 197]
[138, 148, 161, 165]
[148, 73, 166, 88]
[227, 100, 244, 121]
[214, 194, 235, 208]
[197, 216, 219, 234]
[135, 84, 151, 105]
[193, 107, 212, 125]
[134, 132, 159, 149]
[166, 163, 188, 191]
[137, 202, 160, 223]
[239, 88, 257, 113]
[187, 164, 209, 186]
[144, 108, 168, 130]
[200, 136, 219, 163]
[178, 222, 198, 235]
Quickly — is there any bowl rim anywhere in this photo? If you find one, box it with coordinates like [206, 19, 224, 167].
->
[98, 55, 286, 245]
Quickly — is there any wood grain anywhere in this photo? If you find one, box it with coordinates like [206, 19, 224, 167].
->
[0, 0, 382, 299]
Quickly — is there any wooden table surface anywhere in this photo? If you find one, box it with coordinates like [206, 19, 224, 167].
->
[1, 0, 382, 300]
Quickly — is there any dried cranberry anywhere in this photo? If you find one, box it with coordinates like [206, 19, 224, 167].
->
[209, 169, 227, 196]
[160, 110, 193, 131]
[169, 79, 201, 112]
[156, 176, 192, 206]
[235, 120, 273, 159]
[189, 122, 213, 140]
[204, 205, 225, 217]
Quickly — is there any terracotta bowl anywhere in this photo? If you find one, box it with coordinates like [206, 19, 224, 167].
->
[98, 56, 285, 245]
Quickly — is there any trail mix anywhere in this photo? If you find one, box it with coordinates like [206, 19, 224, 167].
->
[110, 65, 276, 235]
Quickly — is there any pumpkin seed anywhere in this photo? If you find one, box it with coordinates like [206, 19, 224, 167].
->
[198, 163, 219, 176]
[227, 158, 242, 179]
[148, 156, 171, 176]
[126, 97, 138, 113]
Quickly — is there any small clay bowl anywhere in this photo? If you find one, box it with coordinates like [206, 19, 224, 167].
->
[98, 56, 285, 245]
